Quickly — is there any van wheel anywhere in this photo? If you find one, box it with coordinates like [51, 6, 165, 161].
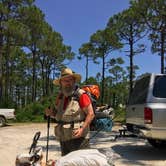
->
[0, 117, 6, 127]
[147, 139, 166, 148]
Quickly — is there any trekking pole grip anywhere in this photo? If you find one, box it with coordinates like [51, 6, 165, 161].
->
[47, 116, 50, 128]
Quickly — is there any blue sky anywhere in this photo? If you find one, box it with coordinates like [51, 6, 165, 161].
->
[35, 0, 160, 81]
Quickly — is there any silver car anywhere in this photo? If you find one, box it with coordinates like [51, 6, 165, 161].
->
[126, 73, 166, 147]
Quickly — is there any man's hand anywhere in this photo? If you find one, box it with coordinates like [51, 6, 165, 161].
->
[72, 127, 84, 138]
[45, 108, 55, 117]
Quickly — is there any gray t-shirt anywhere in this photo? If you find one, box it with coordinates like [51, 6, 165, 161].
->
[55, 149, 111, 166]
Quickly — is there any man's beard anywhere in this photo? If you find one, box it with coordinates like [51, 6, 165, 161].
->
[61, 85, 74, 97]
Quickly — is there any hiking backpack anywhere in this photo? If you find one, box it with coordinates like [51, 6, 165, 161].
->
[76, 85, 113, 132]
[81, 84, 100, 110]
[74, 84, 100, 111]
[73, 85, 100, 130]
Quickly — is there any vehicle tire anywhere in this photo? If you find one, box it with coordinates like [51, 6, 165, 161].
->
[147, 138, 166, 148]
[0, 116, 6, 127]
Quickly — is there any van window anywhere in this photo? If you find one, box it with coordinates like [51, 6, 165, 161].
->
[153, 76, 166, 98]
[129, 75, 150, 104]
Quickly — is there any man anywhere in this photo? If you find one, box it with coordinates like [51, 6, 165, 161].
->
[45, 68, 95, 156]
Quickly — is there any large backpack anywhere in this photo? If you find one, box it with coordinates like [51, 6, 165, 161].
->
[81, 84, 100, 110]
[73, 85, 100, 130]
[76, 85, 113, 132]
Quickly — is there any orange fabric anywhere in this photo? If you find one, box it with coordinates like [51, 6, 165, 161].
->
[82, 85, 100, 99]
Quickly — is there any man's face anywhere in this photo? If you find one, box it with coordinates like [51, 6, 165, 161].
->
[60, 76, 75, 96]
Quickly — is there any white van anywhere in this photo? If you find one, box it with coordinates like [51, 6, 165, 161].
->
[126, 73, 166, 147]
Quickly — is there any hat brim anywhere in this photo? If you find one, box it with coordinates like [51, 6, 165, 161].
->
[53, 74, 81, 85]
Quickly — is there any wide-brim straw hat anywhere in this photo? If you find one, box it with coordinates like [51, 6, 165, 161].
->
[53, 68, 81, 85]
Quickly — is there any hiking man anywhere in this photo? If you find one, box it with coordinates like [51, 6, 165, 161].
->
[45, 68, 95, 156]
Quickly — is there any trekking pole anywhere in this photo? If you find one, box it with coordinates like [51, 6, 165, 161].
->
[46, 115, 50, 163]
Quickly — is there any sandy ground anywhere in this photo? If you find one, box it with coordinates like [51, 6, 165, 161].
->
[0, 123, 166, 166]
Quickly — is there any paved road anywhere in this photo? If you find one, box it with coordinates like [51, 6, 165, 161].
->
[0, 123, 166, 166]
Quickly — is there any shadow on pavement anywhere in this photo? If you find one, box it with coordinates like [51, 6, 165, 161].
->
[111, 143, 166, 165]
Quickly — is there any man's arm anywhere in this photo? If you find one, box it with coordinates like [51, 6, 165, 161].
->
[72, 104, 94, 137]
[81, 103, 95, 130]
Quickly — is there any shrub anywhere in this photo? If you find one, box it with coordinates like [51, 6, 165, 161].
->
[16, 102, 45, 122]
[113, 107, 126, 124]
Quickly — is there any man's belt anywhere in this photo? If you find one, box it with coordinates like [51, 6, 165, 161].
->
[54, 120, 84, 128]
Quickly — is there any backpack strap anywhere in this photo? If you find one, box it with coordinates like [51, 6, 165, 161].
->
[73, 87, 97, 112]
[72, 86, 87, 102]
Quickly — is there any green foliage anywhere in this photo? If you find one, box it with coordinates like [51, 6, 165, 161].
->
[0, 93, 18, 108]
[82, 77, 98, 85]
[113, 107, 126, 124]
[107, 7, 147, 94]
[0, 0, 74, 107]
[131, 0, 166, 73]
[87, 28, 123, 104]
[15, 92, 58, 122]
[16, 102, 45, 122]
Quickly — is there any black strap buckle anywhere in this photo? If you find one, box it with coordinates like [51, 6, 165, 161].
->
[71, 121, 74, 128]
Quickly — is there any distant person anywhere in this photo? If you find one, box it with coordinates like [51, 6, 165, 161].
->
[45, 68, 95, 156]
